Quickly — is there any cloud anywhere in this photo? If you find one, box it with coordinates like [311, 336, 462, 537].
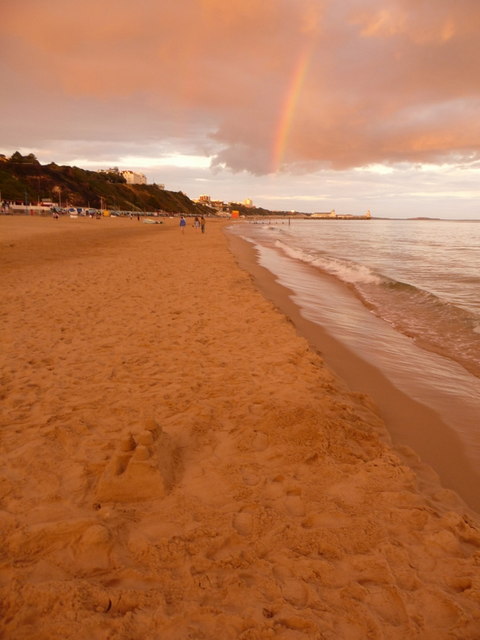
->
[2, 0, 480, 176]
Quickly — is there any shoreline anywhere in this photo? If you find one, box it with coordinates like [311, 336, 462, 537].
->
[2, 215, 480, 638]
[227, 228, 480, 514]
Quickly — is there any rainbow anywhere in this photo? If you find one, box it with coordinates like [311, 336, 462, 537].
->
[271, 43, 312, 173]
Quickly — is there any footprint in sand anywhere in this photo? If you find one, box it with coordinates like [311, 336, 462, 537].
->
[264, 475, 306, 517]
[95, 419, 180, 502]
[272, 565, 309, 608]
[284, 494, 306, 517]
[232, 511, 254, 536]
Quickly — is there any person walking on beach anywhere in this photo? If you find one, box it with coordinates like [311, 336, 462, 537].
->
[179, 215, 187, 233]
[200, 216, 206, 234]
[194, 216, 200, 231]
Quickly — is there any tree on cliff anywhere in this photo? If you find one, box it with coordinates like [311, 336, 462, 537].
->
[9, 152, 40, 165]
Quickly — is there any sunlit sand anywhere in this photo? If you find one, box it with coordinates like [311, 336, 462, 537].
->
[1, 215, 479, 638]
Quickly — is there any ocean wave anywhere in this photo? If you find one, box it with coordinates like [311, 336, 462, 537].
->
[235, 224, 480, 378]
[273, 238, 480, 377]
[365, 280, 480, 378]
[274, 240, 384, 285]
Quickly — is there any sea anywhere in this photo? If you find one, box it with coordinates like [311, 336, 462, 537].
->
[229, 218, 480, 509]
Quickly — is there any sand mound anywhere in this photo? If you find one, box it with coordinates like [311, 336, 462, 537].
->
[95, 419, 181, 502]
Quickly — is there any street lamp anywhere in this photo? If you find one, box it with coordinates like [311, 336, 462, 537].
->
[52, 185, 62, 208]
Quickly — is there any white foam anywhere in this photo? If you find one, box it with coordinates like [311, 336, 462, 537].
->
[275, 240, 383, 285]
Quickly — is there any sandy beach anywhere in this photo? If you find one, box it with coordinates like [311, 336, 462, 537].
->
[1, 214, 479, 639]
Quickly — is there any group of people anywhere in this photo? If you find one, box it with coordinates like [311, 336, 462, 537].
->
[179, 215, 206, 234]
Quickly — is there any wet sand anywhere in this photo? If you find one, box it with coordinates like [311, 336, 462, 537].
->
[228, 232, 480, 513]
[1, 215, 480, 639]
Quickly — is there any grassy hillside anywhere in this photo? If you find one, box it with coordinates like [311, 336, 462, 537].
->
[0, 152, 212, 214]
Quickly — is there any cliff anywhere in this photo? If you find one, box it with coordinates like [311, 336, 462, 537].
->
[0, 152, 212, 215]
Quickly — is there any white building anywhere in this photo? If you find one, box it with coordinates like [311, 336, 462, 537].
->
[310, 209, 337, 219]
[121, 170, 147, 185]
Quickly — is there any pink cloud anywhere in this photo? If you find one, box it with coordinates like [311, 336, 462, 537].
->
[2, 0, 480, 173]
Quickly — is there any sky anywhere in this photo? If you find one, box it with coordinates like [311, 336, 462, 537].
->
[1, 0, 480, 219]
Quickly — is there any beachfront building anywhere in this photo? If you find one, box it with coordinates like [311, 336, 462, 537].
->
[121, 170, 147, 185]
[310, 209, 337, 219]
[194, 195, 227, 212]
[98, 167, 148, 185]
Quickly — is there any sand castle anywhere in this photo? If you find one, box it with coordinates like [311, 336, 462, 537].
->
[95, 420, 180, 502]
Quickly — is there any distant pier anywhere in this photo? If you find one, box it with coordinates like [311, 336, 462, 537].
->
[308, 209, 372, 220]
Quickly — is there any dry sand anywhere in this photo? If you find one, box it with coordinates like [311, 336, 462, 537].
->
[1, 214, 479, 639]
